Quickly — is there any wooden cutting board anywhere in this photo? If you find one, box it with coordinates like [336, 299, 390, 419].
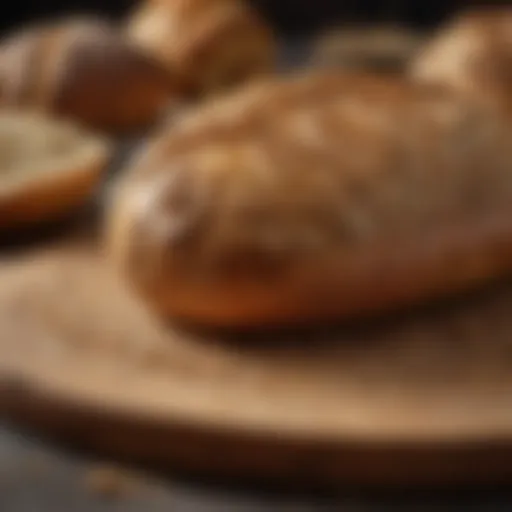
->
[2, 239, 512, 487]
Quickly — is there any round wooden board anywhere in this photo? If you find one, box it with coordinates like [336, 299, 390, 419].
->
[2, 241, 512, 487]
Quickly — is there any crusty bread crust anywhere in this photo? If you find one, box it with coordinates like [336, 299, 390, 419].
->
[0, 18, 181, 133]
[0, 152, 107, 230]
[107, 71, 512, 327]
[410, 8, 512, 113]
[0, 112, 111, 229]
[126, 0, 276, 95]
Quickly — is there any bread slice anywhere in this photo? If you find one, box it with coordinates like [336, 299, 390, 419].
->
[0, 110, 111, 229]
[107, 71, 512, 328]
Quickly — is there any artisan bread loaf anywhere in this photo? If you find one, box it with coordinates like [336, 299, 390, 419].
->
[0, 17, 181, 133]
[126, 0, 276, 95]
[0, 110, 110, 229]
[107, 71, 512, 328]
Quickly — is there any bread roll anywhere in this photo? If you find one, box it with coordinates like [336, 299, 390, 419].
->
[0, 111, 111, 229]
[107, 71, 512, 328]
[410, 8, 512, 113]
[126, 0, 276, 95]
[0, 17, 182, 133]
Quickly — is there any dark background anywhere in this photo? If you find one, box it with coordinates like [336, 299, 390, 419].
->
[2, 0, 511, 36]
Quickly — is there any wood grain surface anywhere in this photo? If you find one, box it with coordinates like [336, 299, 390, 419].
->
[1, 239, 512, 486]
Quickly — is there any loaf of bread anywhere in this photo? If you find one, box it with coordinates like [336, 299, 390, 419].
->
[410, 8, 512, 113]
[126, 0, 276, 95]
[0, 17, 182, 133]
[107, 71, 512, 328]
[0, 111, 111, 229]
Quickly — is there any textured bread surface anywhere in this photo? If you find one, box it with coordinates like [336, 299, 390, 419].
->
[410, 8, 512, 113]
[0, 111, 111, 229]
[108, 71, 512, 327]
[126, 0, 276, 95]
[0, 17, 180, 133]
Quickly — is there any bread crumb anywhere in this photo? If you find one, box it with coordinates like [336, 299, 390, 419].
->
[85, 465, 142, 500]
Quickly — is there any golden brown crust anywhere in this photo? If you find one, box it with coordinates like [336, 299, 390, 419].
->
[410, 8, 512, 113]
[0, 111, 111, 230]
[126, 0, 276, 95]
[0, 153, 105, 230]
[0, 17, 182, 133]
[107, 71, 512, 328]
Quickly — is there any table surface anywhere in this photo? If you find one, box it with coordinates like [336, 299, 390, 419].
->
[1, 423, 512, 512]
